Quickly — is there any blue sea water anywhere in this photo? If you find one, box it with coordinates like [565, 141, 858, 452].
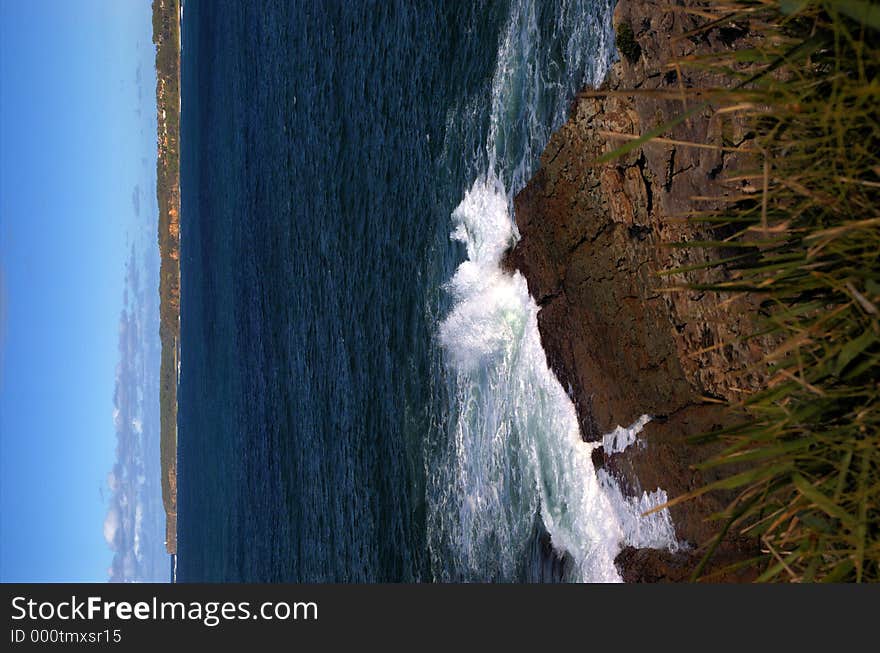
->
[178, 0, 676, 582]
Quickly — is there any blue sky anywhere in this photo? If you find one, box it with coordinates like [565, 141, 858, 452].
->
[1, 1, 157, 582]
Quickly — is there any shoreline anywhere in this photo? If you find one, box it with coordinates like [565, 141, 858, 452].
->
[507, 0, 769, 581]
[152, 0, 182, 556]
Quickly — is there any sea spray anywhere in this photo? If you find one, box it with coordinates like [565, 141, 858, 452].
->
[602, 414, 652, 455]
[434, 176, 676, 581]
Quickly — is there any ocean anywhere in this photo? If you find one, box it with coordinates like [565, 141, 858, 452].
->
[178, 0, 675, 583]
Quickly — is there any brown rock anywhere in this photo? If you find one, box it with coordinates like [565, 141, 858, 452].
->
[616, 545, 760, 583]
[509, 0, 774, 580]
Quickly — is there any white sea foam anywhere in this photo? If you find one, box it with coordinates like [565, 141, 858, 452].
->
[428, 0, 677, 582]
[436, 177, 677, 581]
[603, 414, 651, 455]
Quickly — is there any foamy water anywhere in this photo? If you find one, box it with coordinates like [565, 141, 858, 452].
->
[435, 178, 676, 581]
[430, 0, 677, 582]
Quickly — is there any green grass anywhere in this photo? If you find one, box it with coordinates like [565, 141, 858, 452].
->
[610, 1, 880, 581]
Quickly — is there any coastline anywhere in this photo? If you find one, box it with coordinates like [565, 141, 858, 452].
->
[507, 0, 770, 580]
[152, 0, 182, 556]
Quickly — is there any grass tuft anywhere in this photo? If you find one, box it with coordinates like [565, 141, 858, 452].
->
[612, 1, 880, 582]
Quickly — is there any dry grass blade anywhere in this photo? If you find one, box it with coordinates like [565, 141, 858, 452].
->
[608, 0, 880, 582]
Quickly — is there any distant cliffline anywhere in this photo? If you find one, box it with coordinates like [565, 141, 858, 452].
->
[506, 0, 771, 581]
[153, 0, 181, 556]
